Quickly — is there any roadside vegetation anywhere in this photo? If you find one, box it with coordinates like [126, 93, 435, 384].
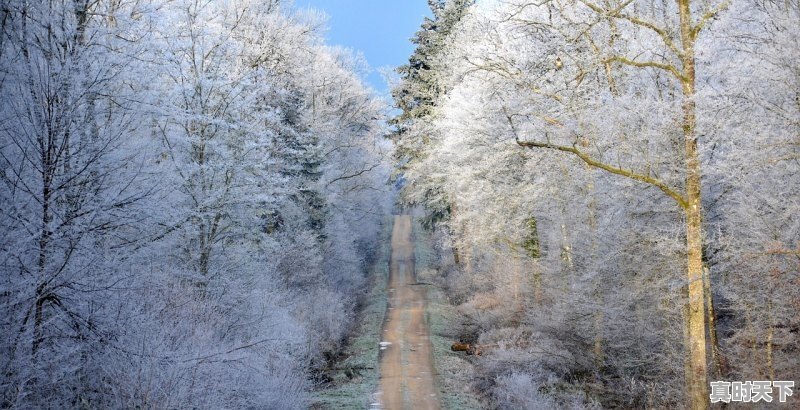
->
[313, 218, 394, 409]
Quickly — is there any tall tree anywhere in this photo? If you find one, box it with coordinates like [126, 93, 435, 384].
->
[0, 0, 152, 404]
[510, 0, 732, 405]
[390, 0, 473, 228]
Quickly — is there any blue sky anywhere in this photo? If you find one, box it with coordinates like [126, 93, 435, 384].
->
[293, 0, 431, 94]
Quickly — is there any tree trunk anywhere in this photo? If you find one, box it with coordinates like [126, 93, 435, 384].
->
[512, 254, 521, 310]
[681, 291, 694, 401]
[704, 267, 728, 379]
[766, 299, 775, 381]
[452, 245, 461, 266]
[585, 163, 603, 365]
[679, 0, 709, 407]
[593, 311, 604, 365]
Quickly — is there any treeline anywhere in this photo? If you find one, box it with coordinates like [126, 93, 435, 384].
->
[393, 0, 798, 408]
[0, 1, 390, 408]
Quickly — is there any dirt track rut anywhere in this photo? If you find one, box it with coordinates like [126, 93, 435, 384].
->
[374, 215, 440, 410]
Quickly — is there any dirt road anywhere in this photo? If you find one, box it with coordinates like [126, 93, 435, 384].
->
[374, 215, 440, 410]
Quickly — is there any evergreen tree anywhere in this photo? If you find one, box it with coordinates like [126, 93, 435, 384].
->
[390, 0, 473, 227]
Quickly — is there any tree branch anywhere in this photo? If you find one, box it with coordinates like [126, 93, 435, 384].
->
[604, 56, 685, 81]
[516, 138, 688, 208]
[185, 338, 287, 363]
[691, 0, 732, 39]
[579, 0, 682, 57]
[326, 162, 381, 187]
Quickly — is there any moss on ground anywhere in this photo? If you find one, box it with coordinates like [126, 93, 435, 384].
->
[412, 220, 485, 410]
[311, 217, 393, 409]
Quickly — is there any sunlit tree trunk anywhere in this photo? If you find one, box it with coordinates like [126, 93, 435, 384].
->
[678, 1, 709, 405]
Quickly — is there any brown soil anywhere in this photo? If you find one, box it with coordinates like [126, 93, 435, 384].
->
[374, 215, 440, 410]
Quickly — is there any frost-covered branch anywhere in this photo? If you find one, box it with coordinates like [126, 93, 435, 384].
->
[603, 56, 685, 81]
[692, 0, 733, 38]
[516, 138, 688, 208]
[578, 0, 682, 57]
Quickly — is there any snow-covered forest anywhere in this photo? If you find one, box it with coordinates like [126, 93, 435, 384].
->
[0, 1, 391, 408]
[390, 0, 798, 408]
[1, 0, 797, 408]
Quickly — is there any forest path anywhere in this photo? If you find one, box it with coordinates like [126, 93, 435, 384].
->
[374, 215, 440, 410]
